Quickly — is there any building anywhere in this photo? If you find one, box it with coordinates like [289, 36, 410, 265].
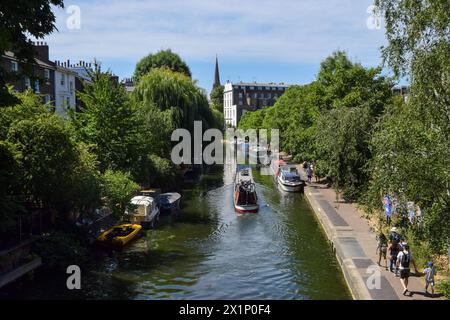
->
[392, 85, 409, 103]
[223, 81, 289, 127]
[53, 61, 77, 115]
[1, 42, 55, 105]
[122, 78, 135, 93]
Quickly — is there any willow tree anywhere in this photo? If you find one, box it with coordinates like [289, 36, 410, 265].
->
[134, 49, 192, 80]
[133, 68, 220, 133]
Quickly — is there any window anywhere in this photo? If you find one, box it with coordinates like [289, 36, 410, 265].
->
[250, 86, 254, 90]
[265, 86, 270, 90]
[238, 92, 243, 98]
[44, 69, 50, 82]
[24, 77, 31, 88]
[253, 93, 257, 99]
[69, 81, 74, 95]
[11, 61, 18, 72]
[66, 97, 70, 108]
[44, 94, 51, 104]
[267, 93, 271, 99]
[34, 80, 40, 93]
[278, 87, 283, 91]
[61, 74, 65, 86]
[257, 86, 262, 90]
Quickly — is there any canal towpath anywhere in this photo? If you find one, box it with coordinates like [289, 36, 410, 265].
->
[298, 167, 437, 300]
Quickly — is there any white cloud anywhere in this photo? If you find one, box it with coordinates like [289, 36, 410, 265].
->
[45, 0, 386, 67]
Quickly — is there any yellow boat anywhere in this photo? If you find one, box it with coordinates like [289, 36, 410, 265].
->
[97, 223, 142, 247]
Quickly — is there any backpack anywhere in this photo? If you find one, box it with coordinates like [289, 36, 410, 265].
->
[401, 252, 411, 268]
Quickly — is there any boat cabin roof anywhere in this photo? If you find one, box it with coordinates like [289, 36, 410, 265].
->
[130, 196, 154, 206]
[237, 168, 254, 183]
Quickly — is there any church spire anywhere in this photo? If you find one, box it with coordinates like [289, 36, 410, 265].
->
[213, 55, 221, 89]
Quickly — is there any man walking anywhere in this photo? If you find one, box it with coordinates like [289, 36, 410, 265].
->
[306, 165, 313, 183]
[396, 244, 417, 295]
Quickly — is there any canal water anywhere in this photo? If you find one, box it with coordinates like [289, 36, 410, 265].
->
[0, 162, 351, 300]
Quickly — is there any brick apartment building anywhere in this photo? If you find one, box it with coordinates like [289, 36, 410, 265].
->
[223, 81, 289, 127]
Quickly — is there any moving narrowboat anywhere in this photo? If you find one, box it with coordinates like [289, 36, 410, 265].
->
[234, 167, 259, 214]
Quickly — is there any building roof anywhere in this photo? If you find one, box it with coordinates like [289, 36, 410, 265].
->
[3, 51, 55, 69]
[226, 81, 290, 88]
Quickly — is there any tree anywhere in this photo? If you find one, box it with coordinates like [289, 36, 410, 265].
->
[316, 106, 374, 201]
[133, 68, 220, 133]
[134, 49, 192, 80]
[0, 0, 64, 106]
[71, 64, 142, 174]
[7, 114, 78, 212]
[102, 170, 139, 218]
[210, 85, 224, 113]
[0, 90, 104, 231]
[365, 1, 450, 255]
[0, 140, 25, 234]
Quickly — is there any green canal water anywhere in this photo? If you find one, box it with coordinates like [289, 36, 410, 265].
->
[0, 164, 351, 300]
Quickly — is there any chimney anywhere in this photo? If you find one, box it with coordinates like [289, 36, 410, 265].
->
[33, 42, 50, 62]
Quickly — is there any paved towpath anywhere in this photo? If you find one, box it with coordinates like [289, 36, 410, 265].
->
[298, 167, 438, 300]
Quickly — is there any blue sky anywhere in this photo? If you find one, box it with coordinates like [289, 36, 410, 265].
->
[43, 0, 390, 93]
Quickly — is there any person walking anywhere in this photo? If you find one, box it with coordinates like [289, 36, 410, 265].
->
[306, 165, 312, 183]
[396, 244, 418, 295]
[388, 240, 401, 276]
[376, 232, 388, 269]
[389, 227, 403, 244]
[424, 262, 437, 297]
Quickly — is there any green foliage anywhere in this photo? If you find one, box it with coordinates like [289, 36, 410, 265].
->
[33, 231, 88, 271]
[238, 108, 268, 130]
[134, 68, 221, 133]
[210, 85, 224, 113]
[134, 49, 192, 80]
[0, 140, 25, 233]
[437, 280, 450, 299]
[316, 106, 374, 201]
[364, 0, 450, 256]
[0, 89, 50, 139]
[71, 143, 102, 213]
[147, 154, 176, 189]
[7, 114, 78, 211]
[102, 170, 139, 218]
[71, 64, 142, 174]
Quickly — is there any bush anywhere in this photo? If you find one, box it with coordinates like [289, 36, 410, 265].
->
[437, 280, 450, 299]
[102, 170, 140, 218]
[33, 231, 88, 271]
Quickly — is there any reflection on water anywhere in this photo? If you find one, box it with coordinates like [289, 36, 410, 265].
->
[0, 152, 351, 300]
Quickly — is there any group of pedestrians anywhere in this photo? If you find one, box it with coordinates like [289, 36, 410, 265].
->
[376, 227, 437, 297]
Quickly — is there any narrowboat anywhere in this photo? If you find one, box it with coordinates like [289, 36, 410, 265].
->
[234, 167, 259, 214]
